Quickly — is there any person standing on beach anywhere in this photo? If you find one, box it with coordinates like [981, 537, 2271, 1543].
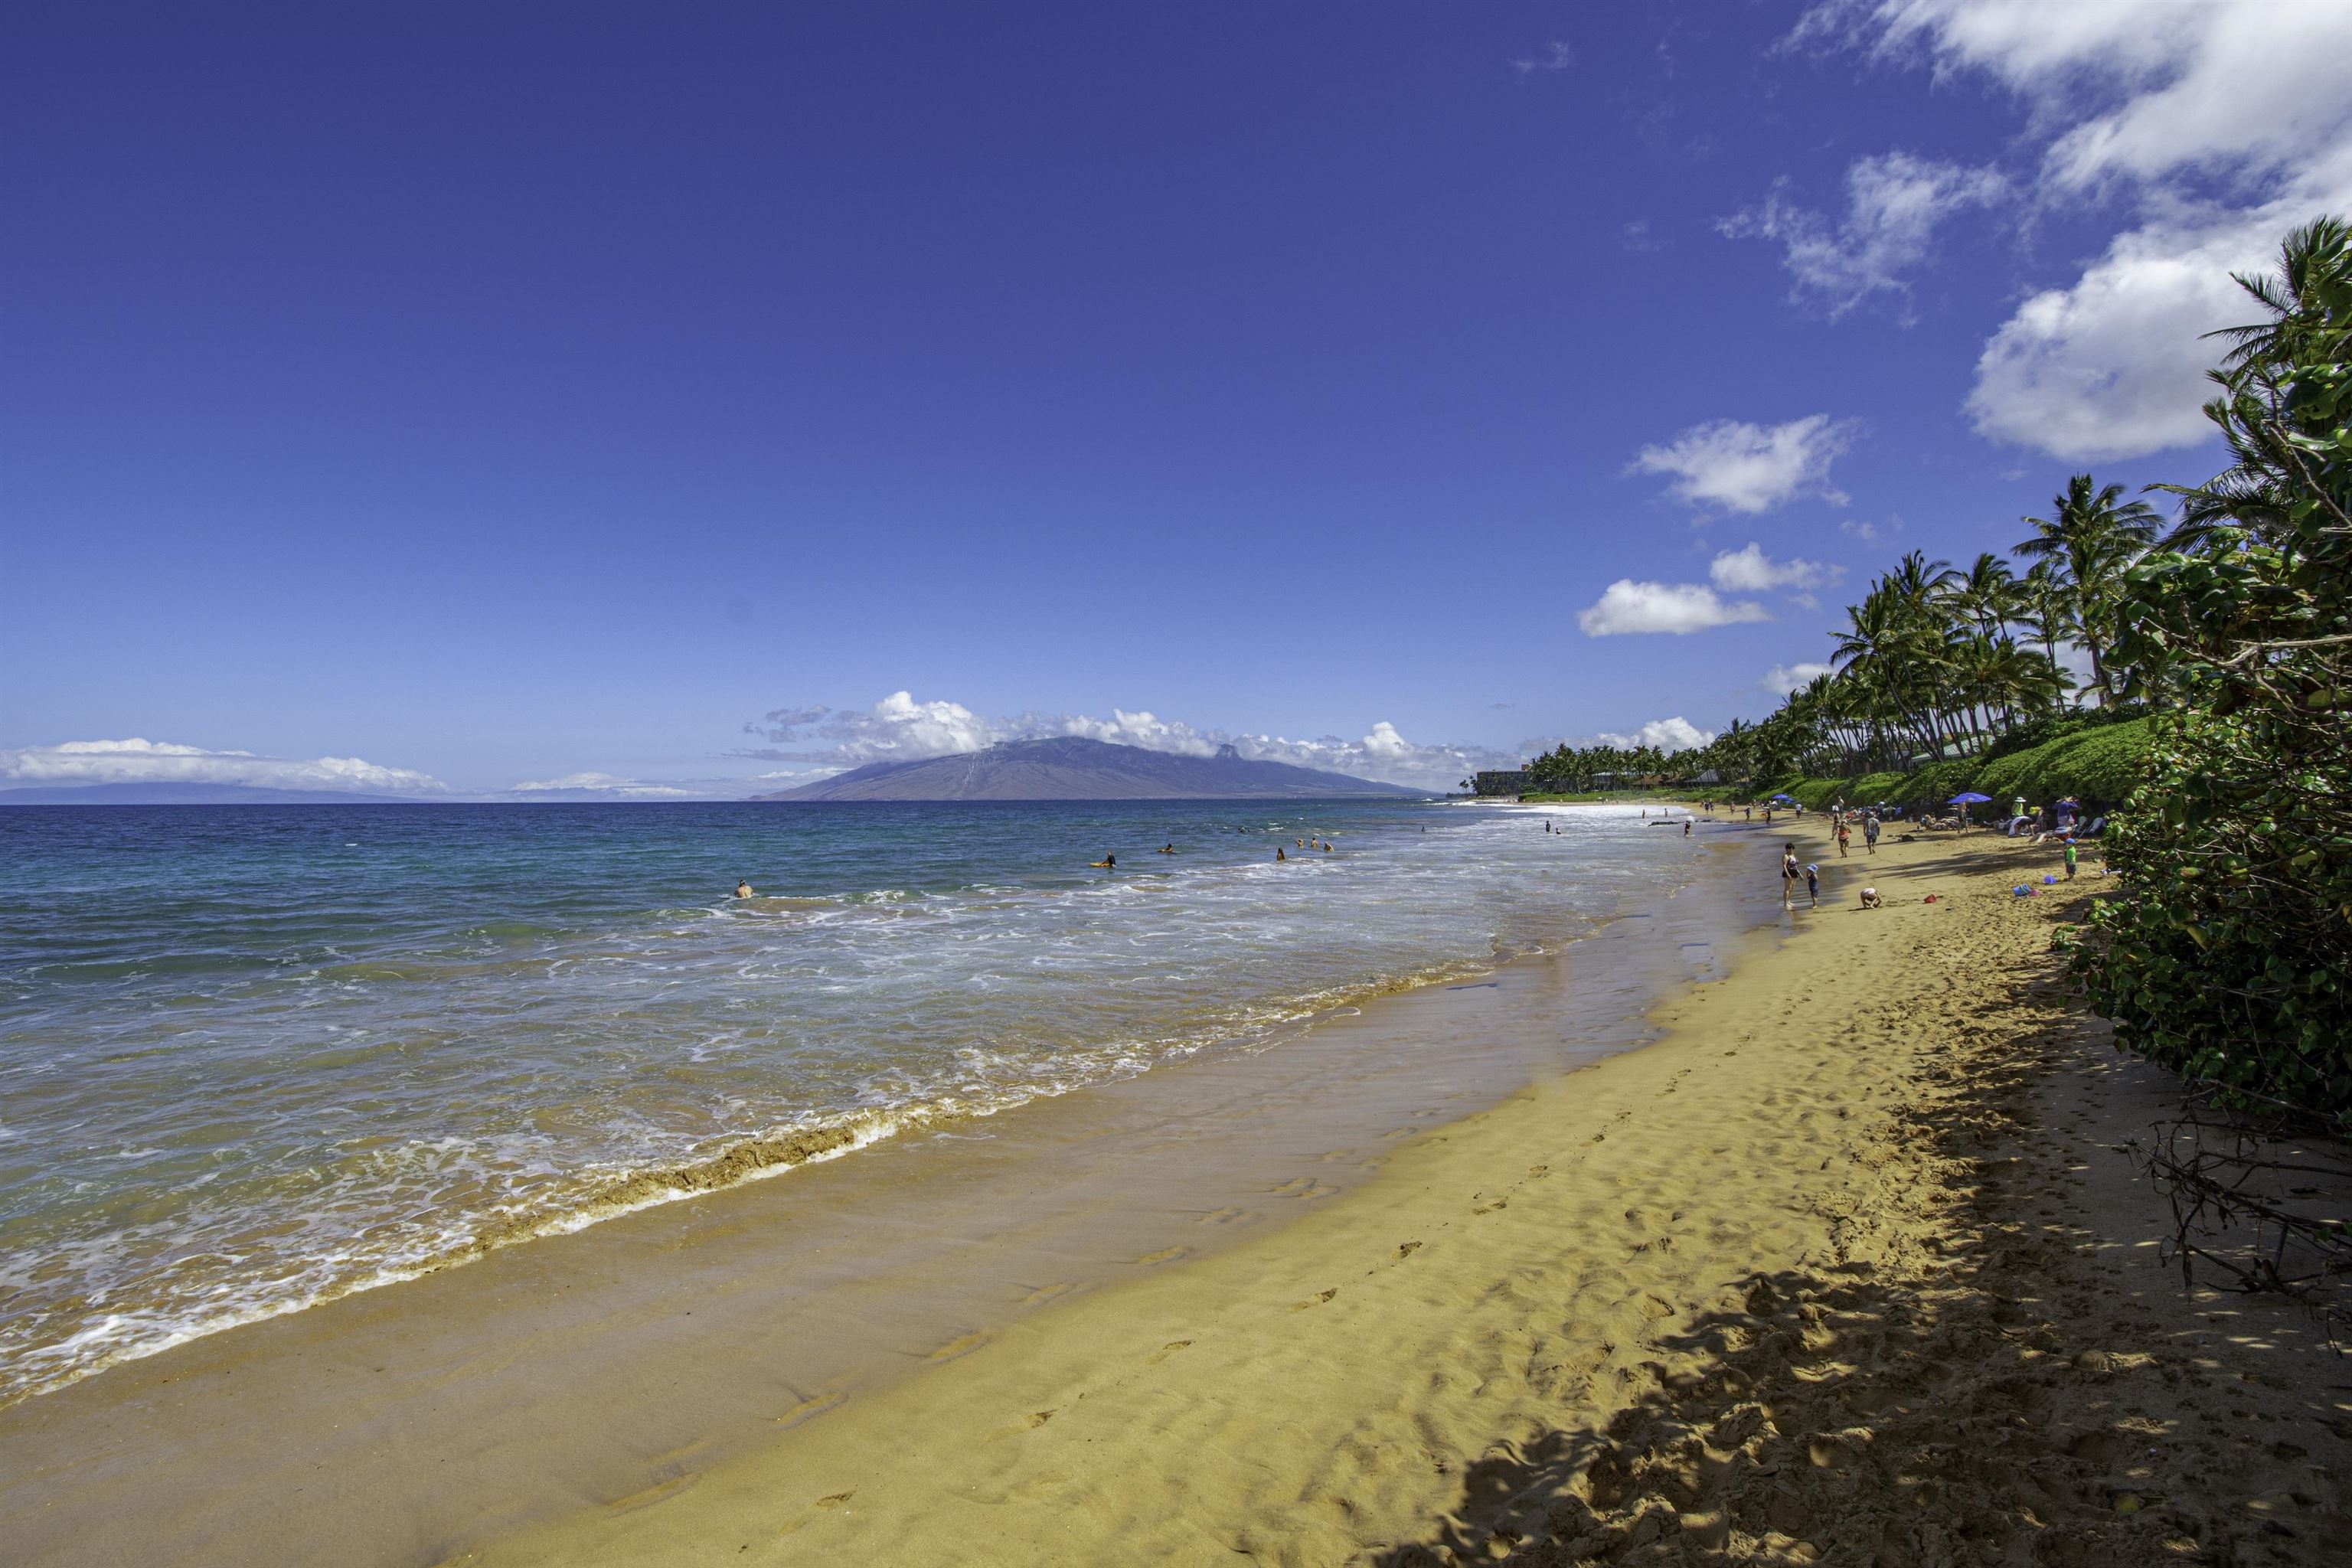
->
[1782, 844, 1800, 908]
[1864, 814, 1880, 854]
[2064, 841, 2079, 880]
[1836, 820, 1851, 857]
[1805, 864, 1819, 909]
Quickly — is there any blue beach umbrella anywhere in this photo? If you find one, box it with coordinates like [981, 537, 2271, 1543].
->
[1770, 793, 1795, 803]
[1949, 792, 1991, 805]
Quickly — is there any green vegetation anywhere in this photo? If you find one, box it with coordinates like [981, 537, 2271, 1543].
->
[2068, 218, 2352, 1122]
[1650, 218, 2352, 1121]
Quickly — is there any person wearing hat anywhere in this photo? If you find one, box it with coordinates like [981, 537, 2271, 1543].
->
[1804, 863, 1820, 909]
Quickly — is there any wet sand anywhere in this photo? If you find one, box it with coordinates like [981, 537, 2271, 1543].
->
[476, 822, 2350, 1566]
[0, 809, 1777, 1566]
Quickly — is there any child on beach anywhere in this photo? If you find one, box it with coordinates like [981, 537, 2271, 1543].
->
[1858, 887, 1881, 909]
[1805, 864, 1819, 909]
[2064, 841, 2078, 880]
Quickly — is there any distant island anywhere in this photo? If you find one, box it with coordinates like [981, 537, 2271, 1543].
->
[759, 737, 1426, 802]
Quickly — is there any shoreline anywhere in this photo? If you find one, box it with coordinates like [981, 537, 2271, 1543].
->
[480, 821, 2350, 1566]
[0, 808, 1782, 1566]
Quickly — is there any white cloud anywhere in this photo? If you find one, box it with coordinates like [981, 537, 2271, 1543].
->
[1723, 152, 2007, 315]
[1594, 716, 1717, 753]
[508, 772, 701, 799]
[1576, 580, 1772, 636]
[1762, 662, 1838, 695]
[1807, 0, 2352, 460]
[0, 737, 446, 795]
[1508, 40, 1573, 80]
[1631, 415, 1854, 513]
[1708, 543, 1834, 593]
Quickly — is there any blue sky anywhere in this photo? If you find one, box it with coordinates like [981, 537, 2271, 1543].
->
[5, 2, 2347, 795]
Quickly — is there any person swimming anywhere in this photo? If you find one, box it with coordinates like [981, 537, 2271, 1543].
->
[734, 880, 753, 899]
[1089, 852, 1116, 868]
[1158, 843, 1175, 854]
[1276, 847, 1286, 861]
[1322, 841, 1332, 852]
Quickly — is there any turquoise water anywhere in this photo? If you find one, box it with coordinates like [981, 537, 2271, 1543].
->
[0, 799, 1705, 1403]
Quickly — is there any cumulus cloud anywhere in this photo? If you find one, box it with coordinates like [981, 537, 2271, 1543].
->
[1805, 0, 2352, 460]
[739, 692, 1511, 790]
[1708, 543, 1834, 593]
[1576, 580, 1772, 636]
[1594, 716, 1717, 753]
[506, 772, 701, 799]
[1630, 415, 1855, 514]
[1722, 152, 2007, 316]
[0, 737, 446, 795]
[1762, 662, 1838, 695]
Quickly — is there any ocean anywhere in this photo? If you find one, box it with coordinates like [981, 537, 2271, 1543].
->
[0, 798, 1712, 1404]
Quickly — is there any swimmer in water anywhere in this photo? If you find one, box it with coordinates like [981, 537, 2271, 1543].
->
[1158, 843, 1175, 854]
[1089, 852, 1116, 869]
[1683, 819, 1690, 837]
[734, 880, 753, 899]
[1322, 841, 1332, 852]
[1276, 847, 1286, 861]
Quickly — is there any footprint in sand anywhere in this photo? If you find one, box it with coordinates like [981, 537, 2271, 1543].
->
[985, 1409, 1058, 1441]
[1197, 1207, 1248, 1225]
[775, 1391, 847, 1428]
[1145, 1340, 1193, 1365]
[1019, 1281, 1076, 1307]
[1291, 1288, 1338, 1311]
[926, 1331, 990, 1362]
[1396, 1240, 1423, 1259]
[1134, 1246, 1191, 1266]
[1267, 1177, 1337, 1200]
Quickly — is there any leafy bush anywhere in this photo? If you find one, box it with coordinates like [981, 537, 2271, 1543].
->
[2068, 217, 2352, 1122]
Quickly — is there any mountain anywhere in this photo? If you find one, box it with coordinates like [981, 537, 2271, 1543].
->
[757, 737, 1426, 802]
[0, 782, 416, 805]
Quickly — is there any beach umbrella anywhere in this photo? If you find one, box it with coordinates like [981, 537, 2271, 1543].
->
[1948, 792, 1991, 805]
[1770, 793, 1795, 803]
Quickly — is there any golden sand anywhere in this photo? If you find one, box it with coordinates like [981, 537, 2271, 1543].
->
[477, 822, 2350, 1566]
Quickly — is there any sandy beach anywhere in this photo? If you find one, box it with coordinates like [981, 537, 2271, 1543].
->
[471, 818, 2349, 1566]
[6, 816, 2346, 1566]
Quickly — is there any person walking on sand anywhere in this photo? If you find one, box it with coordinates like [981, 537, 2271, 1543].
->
[1836, 820, 1851, 857]
[1782, 843, 1800, 908]
[1864, 813, 1880, 854]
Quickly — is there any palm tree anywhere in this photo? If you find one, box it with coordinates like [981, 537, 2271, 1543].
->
[2153, 216, 2352, 550]
[2017, 474, 2158, 703]
[1944, 552, 2020, 641]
